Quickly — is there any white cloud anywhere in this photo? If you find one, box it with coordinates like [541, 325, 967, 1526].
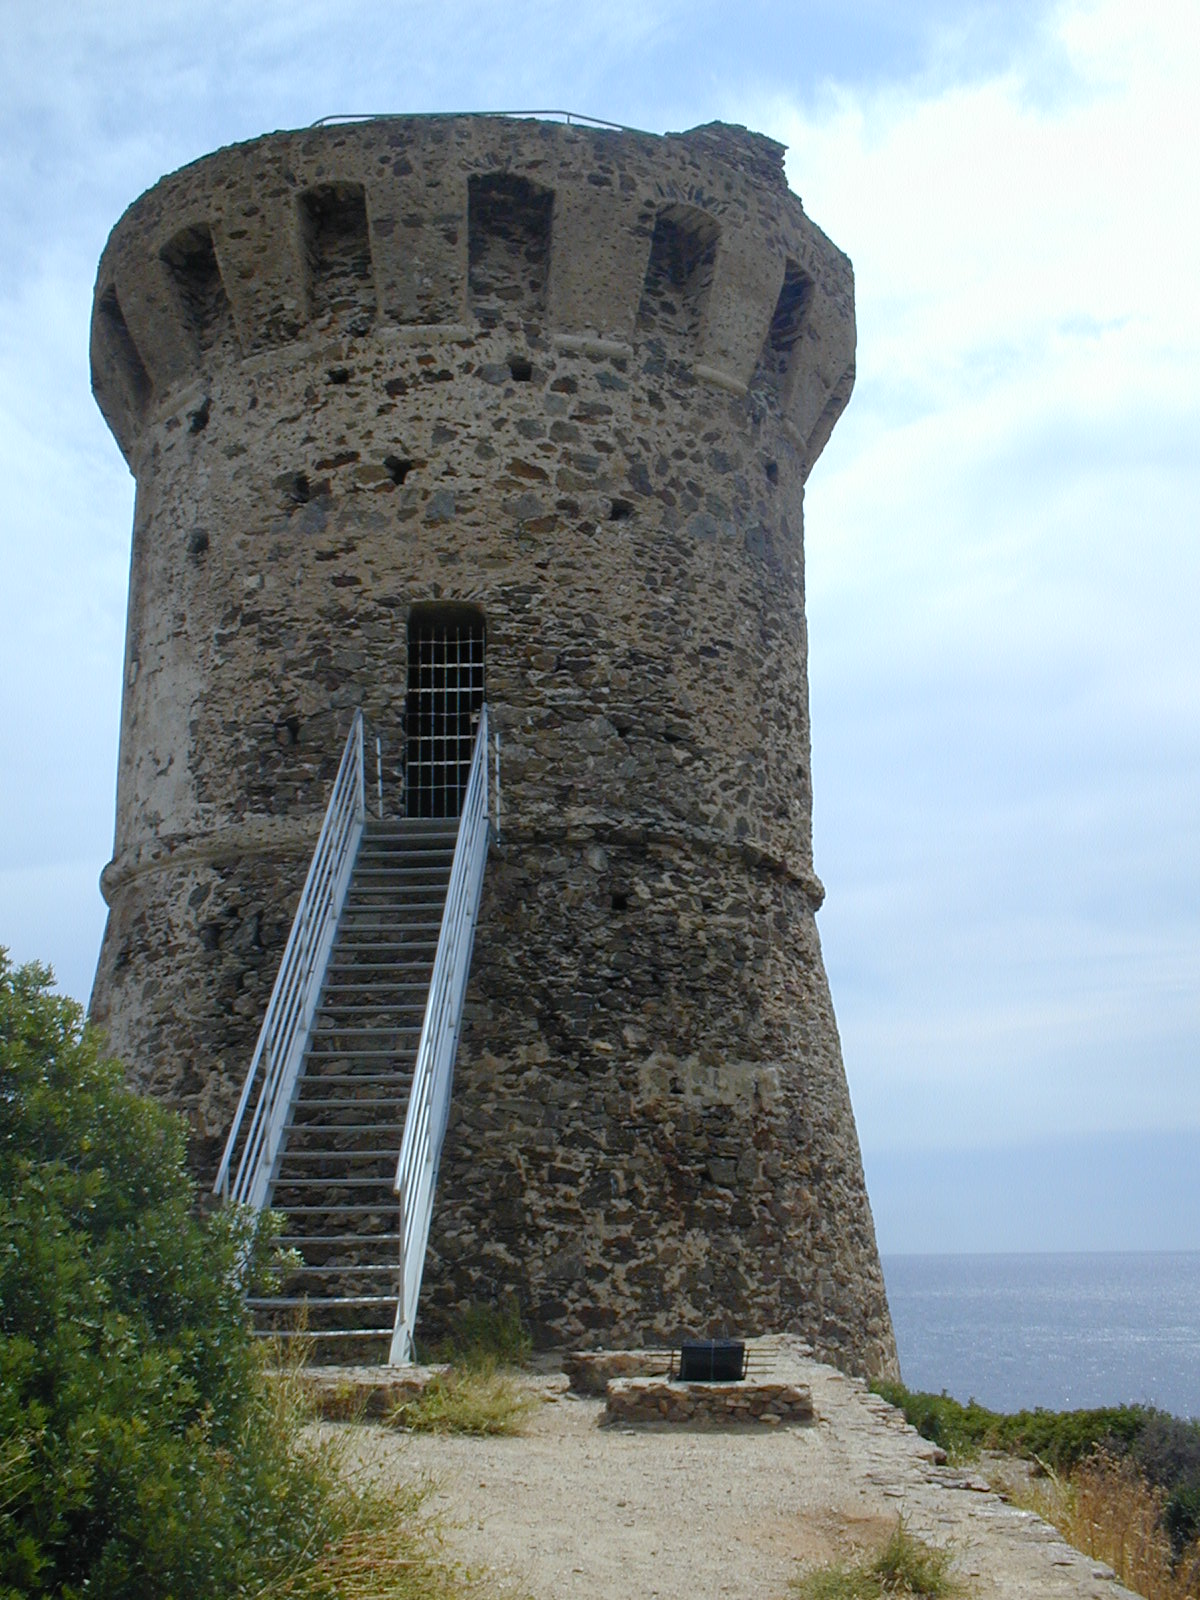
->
[754, 0, 1200, 1165]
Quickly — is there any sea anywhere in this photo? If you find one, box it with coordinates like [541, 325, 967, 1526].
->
[881, 1252, 1200, 1421]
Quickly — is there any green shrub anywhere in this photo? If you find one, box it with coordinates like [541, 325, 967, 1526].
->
[875, 1380, 1200, 1565]
[0, 952, 467, 1600]
[1130, 1412, 1200, 1554]
[872, 1382, 1150, 1474]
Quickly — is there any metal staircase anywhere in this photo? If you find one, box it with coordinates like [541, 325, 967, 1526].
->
[215, 706, 491, 1364]
[248, 818, 457, 1358]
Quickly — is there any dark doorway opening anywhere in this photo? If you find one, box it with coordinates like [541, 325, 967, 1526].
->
[404, 606, 486, 819]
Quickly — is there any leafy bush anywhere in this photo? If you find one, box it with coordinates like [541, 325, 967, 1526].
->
[0, 952, 468, 1600]
[876, 1381, 1200, 1568]
[1130, 1412, 1200, 1555]
[872, 1382, 1149, 1473]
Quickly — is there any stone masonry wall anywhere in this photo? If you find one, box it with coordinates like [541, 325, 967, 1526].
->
[88, 115, 897, 1379]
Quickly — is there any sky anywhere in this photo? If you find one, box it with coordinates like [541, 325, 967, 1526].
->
[1, 0, 1196, 1254]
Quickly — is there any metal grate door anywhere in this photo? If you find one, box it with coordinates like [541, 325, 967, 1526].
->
[404, 611, 485, 818]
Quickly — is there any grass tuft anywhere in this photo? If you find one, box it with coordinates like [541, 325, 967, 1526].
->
[389, 1361, 536, 1437]
[791, 1519, 965, 1599]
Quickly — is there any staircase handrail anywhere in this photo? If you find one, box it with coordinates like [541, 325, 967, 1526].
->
[390, 703, 490, 1363]
[214, 711, 366, 1209]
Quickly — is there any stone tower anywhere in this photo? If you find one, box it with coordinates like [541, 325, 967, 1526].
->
[89, 114, 897, 1379]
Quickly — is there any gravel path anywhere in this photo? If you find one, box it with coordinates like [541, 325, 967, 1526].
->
[333, 1338, 1144, 1600]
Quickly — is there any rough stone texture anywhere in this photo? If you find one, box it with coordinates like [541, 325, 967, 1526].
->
[604, 1375, 815, 1427]
[88, 113, 896, 1380]
[296, 1363, 453, 1420]
[563, 1348, 673, 1395]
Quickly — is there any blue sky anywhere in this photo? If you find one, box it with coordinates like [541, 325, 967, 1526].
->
[1, 0, 1196, 1253]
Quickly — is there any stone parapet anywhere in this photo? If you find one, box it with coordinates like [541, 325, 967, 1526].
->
[604, 1375, 815, 1427]
[563, 1349, 673, 1395]
[92, 116, 853, 480]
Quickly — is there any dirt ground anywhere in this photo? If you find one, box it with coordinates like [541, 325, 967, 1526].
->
[328, 1337, 1144, 1600]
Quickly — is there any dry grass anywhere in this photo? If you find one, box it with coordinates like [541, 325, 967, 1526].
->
[993, 1450, 1200, 1600]
[257, 1345, 493, 1600]
[388, 1361, 536, 1437]
[791, 1518, 967, 1599]
[259, 1478, 476, 1600]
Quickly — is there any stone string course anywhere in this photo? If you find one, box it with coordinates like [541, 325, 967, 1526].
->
[89, 113, 897, 1380]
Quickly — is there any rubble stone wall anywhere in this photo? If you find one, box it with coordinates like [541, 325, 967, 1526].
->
[88, 114, 897, 1379]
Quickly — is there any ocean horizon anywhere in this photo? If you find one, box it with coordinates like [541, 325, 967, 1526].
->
[881, 1249, 1200, 1420]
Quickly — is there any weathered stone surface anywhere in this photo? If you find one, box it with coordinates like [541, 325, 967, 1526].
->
[604, 1375, 815, 1427]
[88, 113, 896, 1381]
[297, 1363, 452, 1420]
[563, 1348, 673, 1395]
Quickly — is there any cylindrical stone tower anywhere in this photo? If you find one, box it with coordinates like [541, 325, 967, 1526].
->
[89, 114, 897, 1378]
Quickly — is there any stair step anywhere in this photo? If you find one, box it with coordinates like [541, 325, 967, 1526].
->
[318, 1007, 426, 1018]
[326, 962, 436, 974]
[274, 1169, 396, 1183]
[283, 1120, 405, 1135]
[353, 870, 453, 882]
[285, 1261, 399, 1275]
[250, 1294, 397, 1309]
[306, 1053, 420, 1065]
[358, 843, 455, 855]
[285, 1134, 404, 1146]
[294, 1077, 413, 1090]
[367, 822, 458, 835]
[343, 894, 448, 907]
[252, 1324, 395, 1337]
[270, 1203, 396, 1216]
[278, 1232, 401, 1246]
[332, 943, 439, 954]
[277, 1151, 397, 1165]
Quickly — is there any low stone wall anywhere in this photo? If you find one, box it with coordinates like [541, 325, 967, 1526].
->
[605, 1376, 814, 1427]
[563, 1349, 673, 1395]
[293, 1363, 451, 1420]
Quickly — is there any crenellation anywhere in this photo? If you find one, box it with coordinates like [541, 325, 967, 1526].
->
[366, 167, 469, 327]
[212, 175, 309, 355]
[635, 202, 721, 345]
[547, 186, 652, 341]
[159, 222, 238, 357]
[299, 181, 375, 329]
[91, 283, 152, 458]
[92, 116, 856, 467]
[467, 171, 554, 329]
[697, 230, 789, 393]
